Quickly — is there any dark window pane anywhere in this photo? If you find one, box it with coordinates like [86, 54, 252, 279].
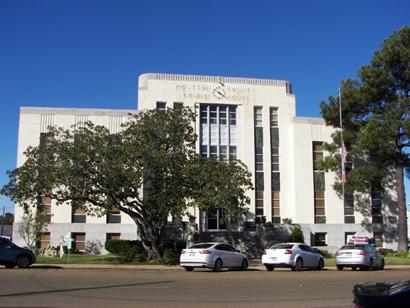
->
[272, 172, 280, 191]
[256, 173, 264, 191]
[270, 128, 279, 147]
[255, 127, 263, 147]
[344, 216, 355, 224]
[314, 172, 325, 192]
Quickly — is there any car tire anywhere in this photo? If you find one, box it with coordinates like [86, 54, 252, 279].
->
[239, 259, 248, 271]
[294, 258, 303, 271]
[317, 258, 324, 270]
[17, 255, 30, 269]
[379, 259, 385, 270]
[212, 259, 222, 272]
[337, 265, 344, 271]
[184, 266, 194, 272]
[5, 263, 16, 269]
[265, 265, 274, 271]
[368, 259, 374, 271]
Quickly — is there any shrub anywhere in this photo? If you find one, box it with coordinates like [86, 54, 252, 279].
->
[161, 240, 186, 265]
[289, 227, 304, 243]
[313, 248, 334, 258]
[105, 240, 146, 262]
[377, 248, 395, 256]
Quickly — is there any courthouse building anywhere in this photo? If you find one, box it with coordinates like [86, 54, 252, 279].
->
[13, 73, 400, 252]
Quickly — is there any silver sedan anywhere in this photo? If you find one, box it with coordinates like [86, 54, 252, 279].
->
[335, 244, 384, 271]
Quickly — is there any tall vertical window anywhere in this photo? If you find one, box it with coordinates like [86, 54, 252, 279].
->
[173, 102, 183, 110]
[254, 107, 264, 222]
[40, 232, 50, 249]
[199, 104, 237, 230]
[373, 232, 383, 247]
[371, 190, 383, 224]
[270, 108, 280, 223]
[313, 142, 326, 224]
[156, 102, 166, 114]
[106, 233, 121, 241]
[72, 233, 86, 251]
[344, 193, 355, 223]
[107, 208, 121, 224]
[72, 201, 86, 223]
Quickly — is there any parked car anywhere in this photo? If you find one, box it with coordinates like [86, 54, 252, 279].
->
[0, 237, 36, 268]
[352, 280, 410, 307]
[335, 244, 384, 271]
[261, 243, 324, 271]
[180, 242, 248, 272]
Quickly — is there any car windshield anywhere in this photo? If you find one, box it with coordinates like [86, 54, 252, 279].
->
[270, 244, 294, 249]
[189, 243, 214, 249]
[340, 244, 366, 250]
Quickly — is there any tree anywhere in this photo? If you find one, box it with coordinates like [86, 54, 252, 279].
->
[1, 108, 253, 261]
[17, 207, 50, 252]
[320, 27, 410, 252]
[0, 212, 14, 225]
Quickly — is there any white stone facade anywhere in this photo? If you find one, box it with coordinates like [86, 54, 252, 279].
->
[12, 73, 400, 252]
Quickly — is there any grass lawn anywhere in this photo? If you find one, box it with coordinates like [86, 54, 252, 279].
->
[36, 254, 127, 264]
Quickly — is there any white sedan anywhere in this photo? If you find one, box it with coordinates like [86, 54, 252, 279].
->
[262, 242, 325, 271]
[180, 242, 248, 272]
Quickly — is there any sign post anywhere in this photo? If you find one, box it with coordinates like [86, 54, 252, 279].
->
[64, 234, 74, 264]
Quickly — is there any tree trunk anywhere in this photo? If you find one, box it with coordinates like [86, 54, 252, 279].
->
[395, 166, 408, 252]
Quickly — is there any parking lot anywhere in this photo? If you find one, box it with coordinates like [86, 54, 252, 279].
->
[1, 266, 409, 307]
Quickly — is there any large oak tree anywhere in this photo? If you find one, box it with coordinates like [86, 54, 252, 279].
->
[1, 108, 253, 260]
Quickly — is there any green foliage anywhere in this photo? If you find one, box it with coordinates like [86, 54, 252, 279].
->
[320, 27, 410, 251]
[377, 248, 410, 258]
[377, 248, 395, 256]
[105, 240, 146, 262]
[17, 207, 50, 253]
[1, 107, 253, 261]
[313, 248, 334, 258]
[289, 226, 304, 243]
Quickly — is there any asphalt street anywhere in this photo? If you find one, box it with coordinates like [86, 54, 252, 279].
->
[0, 267, 409, 308]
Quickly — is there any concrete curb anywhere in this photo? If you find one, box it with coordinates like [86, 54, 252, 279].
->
[31, 263, 410, 271]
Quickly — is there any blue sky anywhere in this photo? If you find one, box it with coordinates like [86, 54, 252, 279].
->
[0, 0, 409, 213]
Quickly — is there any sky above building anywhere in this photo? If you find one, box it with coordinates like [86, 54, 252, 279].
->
[1, 0, 409, 213]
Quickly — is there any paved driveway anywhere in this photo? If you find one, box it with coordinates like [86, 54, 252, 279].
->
[1, 267, 409, 307]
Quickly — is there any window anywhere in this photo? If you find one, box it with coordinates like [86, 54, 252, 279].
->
[314, 233, 327, 246]
[255, 191, 264, 218]
[371, 189, 382, 224]
[344, 193, 355, 224]
[270, 107, 278, 127]
[345, 232, 356, 244]
[229, 106, 236, 125]
[106, 233, 121, 241]
[72, 233, 86, 251]
[72, 202, 86, 223]
[40, 232, 50, 249]
[272, 191, 280, 223]
[40, 195, 52, 222]
[313, 142, 325, 224]
[254, 107, 264, 219]
[173, 102, 183, 110]
[156, 102, 166, 114]
[107, 208, 121, 224]
[207, 208, 226, 230]
[254, 107, 263, 127]
[373, 232, 383, 247]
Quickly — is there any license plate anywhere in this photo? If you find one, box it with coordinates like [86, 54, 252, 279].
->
[343, 253, 351, 256]
[270, 257, 277, 261]
[189, 252, 195, 256]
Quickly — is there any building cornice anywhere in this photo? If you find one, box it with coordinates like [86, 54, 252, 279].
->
[20, 107, 137, 117]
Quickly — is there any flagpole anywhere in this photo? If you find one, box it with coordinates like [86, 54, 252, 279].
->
[339, 87, 345, 204]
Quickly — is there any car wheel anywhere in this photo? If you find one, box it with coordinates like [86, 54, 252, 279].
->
[5, 263, 16, 269]
[184, 266, 194, 272]
[379, 259, 385, 270]
[239, 259, 248, 271]
[317, 258, 324, 270]
[337, 265, 344, 271]
[265, 265, 274, 271]
[351, 267, 357, 271]
[17, 256, 30, 268]
[368, 259, 374, 271]
[294, 258, 303, 271]
[213, 259, 222, 272]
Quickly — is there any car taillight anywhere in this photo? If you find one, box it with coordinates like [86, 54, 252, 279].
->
[284, 249, 293, 255]
[335, 251, 340, 256]
[199, 250, 212, 254]
[181, 249, 187, 254]
[359, 250, 367, 256]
